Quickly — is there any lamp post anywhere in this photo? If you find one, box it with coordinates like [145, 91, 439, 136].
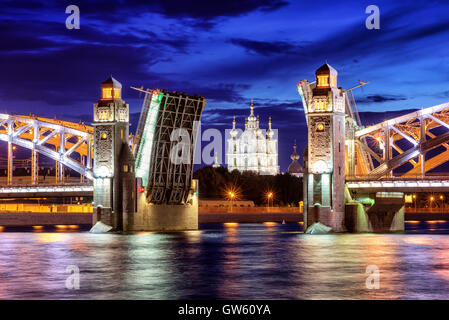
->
[228, 191, 235, 212]
[430, 195, 435, 211]
[413, 194, 417, 211]
[267, 192, 273, 208]
[440, 195, 444, 212]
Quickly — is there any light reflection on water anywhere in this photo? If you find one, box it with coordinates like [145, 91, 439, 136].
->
[1, 222, 449, 299]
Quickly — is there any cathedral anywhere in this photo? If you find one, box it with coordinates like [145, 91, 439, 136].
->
[227, 100, 279, 175]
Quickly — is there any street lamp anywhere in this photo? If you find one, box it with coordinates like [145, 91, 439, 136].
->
[267, 192, 273, 207]
[430, 195, 435, 210]
[228, 191, 235, 211]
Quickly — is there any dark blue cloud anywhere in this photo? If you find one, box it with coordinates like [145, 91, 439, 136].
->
[356, 94, 407, 104]
[229, 38, 302, 56]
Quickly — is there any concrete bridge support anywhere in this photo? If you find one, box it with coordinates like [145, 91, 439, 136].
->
[345, 192, 405, 232]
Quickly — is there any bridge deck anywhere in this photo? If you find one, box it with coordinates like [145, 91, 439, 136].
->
[0, 183, 93, 197]
[347, 180, 449, 192]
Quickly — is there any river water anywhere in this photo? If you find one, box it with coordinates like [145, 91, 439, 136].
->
[1, 221, 449, 299]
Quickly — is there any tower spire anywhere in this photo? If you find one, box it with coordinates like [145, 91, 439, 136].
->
[232, 116, 236, 129]
[290, 140, 299, 161]
[250, 99, 254, 116]
[213, 152, 220, 168]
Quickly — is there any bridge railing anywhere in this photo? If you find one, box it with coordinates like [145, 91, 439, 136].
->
[405, 207, 449, 213]
[346, 175, 449, 182]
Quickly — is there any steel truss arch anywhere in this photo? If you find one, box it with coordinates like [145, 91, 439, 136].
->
[0, 113, 94, 181]
[353, 102, 449, 180]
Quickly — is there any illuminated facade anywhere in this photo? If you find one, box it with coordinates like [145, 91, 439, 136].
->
[227, 100, 279, 175]
[298, 64, 346, 231]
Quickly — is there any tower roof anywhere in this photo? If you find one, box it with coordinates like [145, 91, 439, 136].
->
[315, 63, 337, 76]
[102, 76, 122, 89]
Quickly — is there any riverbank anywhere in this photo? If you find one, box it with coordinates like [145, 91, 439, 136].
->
[0, 212, 91, 226]
[0, 210, 448, 227]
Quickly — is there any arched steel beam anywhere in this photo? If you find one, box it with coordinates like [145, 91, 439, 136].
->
[0, 114, 94, 180]
[365, 131, 449, 179]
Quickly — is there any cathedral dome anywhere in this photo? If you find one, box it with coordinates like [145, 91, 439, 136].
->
[287, 141, 303, 176]
[287, 161, 303, 175]
[247, 99, 257, 124]
[230, 116, 238, 137]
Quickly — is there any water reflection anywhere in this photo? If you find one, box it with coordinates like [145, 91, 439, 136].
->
[1, 222, 449, 299]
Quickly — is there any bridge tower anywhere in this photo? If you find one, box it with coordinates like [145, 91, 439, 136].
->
[92, 77, 135, 230]
[299, 64, 346, 231]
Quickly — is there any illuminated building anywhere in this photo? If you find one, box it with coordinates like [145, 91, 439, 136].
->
[227, 100, 279, 175]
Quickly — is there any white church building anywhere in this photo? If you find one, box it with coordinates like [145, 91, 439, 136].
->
[227, 100, 279, 175]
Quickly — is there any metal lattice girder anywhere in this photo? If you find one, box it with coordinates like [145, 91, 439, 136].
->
[354, 101, 449, 179]
[0, 113, 94, 180]
[146, 91, 206, 205]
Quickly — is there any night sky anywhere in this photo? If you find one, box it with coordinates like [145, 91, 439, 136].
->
[1, 0, 449, 172]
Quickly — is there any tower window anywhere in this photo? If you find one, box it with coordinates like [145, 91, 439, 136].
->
[317, 75, 329, 87]
[102, 88, 121, 99]
[123, 165, 128, 172]
[102, 88, 112, 99]
[315, 99, 327, 111]
[99, 110, 109, 121]
[101, 132, 108, 140]
[119, 109, 127, 121]
[121, 129, 123, 140]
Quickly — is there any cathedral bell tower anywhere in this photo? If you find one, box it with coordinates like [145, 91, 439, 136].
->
[298, 64, 346, 231]
[93, 76, 133, 230]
